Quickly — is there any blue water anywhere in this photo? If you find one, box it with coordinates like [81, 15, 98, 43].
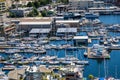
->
[99, 15, 120, 24]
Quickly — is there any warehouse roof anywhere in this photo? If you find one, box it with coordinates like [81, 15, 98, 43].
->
[29, 28, 51, 34]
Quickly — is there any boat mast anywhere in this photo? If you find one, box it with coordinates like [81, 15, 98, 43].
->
[115, 65, 117, 78]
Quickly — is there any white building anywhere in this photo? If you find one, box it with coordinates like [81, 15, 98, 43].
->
[11, 17, 53, 32]
[69, 0, 94, 10]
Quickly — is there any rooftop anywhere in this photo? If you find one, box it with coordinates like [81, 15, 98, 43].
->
[11, 17, 52, 22]
[19, 22, 51, 25]
[29, 28, 51, 34]
[0, 0, 5, 2]
[56, 20, 80, 24]
[39, 66, 52, 73]
[8, 69, 25, 80]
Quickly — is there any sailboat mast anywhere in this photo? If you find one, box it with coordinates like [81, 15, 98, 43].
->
[104, 58, 107, 78]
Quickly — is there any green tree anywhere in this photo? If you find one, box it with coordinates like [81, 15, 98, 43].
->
[57, 0, 68, 4]
[41, 10, 47, 17]
[88, 74, 94, 80]
[33, 1, 40, 8]
[9, 12, 16, 18]
[27, 8, 39, 17]
[27, 2, 33, 7]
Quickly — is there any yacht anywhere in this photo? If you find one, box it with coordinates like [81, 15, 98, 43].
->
[2, 65, 16, 70]
[11, 53, 23, 60]
[85, 12, 99, 19]
[74, 60, 89, 65]
[113, 9, 120, 15]
[84, 51, 87, 56]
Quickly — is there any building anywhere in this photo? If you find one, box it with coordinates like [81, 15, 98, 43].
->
[65, 72, 81, 80]
[0, 0, 6, 12]
[11, 17, 53, 37]
[56, 28, 77, 37]
[73, 36, 88, 46]
[57, 5, 69, 13]
[29, 28, 51, 37]
[56, 20, 80, 30]
[10, 7, 33, 17]
[0, 23, 16, 37]
[12, 0, 33, 6]
[69, 0, 94, 10]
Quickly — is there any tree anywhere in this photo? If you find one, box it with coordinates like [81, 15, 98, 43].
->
[27, 8, 39, 17]
[57, 0, 69, 4]
[9, 12, 16, 18]
[41, 10, 47, 17]
[33, 1, 40, 8]
[88, 74, 94, 80]
[11, 4, 16, 8]
[14, 0, 20, 9]
[27, 2, 33, 7]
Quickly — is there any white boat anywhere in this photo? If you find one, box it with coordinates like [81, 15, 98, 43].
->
[84, 51, 87, 56]
[61, 61, 73, 65]
[88, 31, 97, 37]
[85, 12, 99, 19]
[112, 37, 119, 43]
[113, 9, 120, 14]
[93, 19, 101, 24]
[2, 65, 16, 70]
[12, 53, 23, 60]
[33, 49, 46, 54]
[48, 61, 60, 65]
[75, 60, 89, 65]
[0, 71, 8, 80]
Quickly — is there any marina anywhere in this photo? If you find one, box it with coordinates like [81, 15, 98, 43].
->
[0, 0, 120, 79]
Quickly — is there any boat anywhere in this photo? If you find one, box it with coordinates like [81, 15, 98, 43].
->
[112, 37, 119, 43]
[2, 65, 16, 70]
[17, 60, 29, 65]
[48, 61, 60, 65]
[11, 53, 23, 60]
[88, 31, 97, 37]
[3, 60, 14, 65]
[0, 56, 5, 61]
[0, 70, 8, 80]
[61, 61, 73, 65]
[74, 60, 89, 65]
[85, 12, 99, 19]
[93, 19, 101, 24]
[84, 51, 87, 56]
[113, 9, 120, 15]
[33, 49, 46, 54]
